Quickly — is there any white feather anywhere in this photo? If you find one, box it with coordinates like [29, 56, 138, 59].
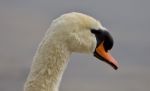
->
[24, 12, 105, 91]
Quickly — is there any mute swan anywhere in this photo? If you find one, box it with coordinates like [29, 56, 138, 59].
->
[24, 12, 119, 91]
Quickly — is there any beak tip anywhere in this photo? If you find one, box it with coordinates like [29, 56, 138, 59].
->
[114, 66, 118, 70]
[106, 60, 119, 70]
[94, 41, 119, 70]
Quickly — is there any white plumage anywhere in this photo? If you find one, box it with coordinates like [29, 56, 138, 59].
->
[24, 12, 117, 91]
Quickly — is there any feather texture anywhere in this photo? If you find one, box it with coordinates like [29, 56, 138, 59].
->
[24, 12, 104, 91]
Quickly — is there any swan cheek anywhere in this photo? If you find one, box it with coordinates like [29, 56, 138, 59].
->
[91, 36, 97, 53]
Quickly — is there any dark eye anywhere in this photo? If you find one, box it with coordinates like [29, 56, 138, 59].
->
[91, 29, 98, 34]
[91, 29, 104, 47]
[91, 29, 114, 52]
[91, 29, 103, 34]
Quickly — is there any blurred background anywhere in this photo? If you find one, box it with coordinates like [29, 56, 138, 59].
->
[0, 0, 150, 91]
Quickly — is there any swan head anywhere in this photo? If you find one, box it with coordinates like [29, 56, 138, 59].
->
[50, 12, 119, 70]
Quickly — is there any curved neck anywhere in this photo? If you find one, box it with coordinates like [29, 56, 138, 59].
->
[24, 37, 71, 91]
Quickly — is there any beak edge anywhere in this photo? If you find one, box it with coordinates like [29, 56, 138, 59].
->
[95, 42, 119, 70]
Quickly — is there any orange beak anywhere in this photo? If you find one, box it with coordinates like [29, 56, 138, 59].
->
[95, 41, 119, 70]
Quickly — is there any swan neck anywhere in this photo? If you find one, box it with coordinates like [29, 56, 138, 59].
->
[24, 38, 71, 91]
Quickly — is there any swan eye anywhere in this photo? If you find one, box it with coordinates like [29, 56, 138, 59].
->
[90, 29, 114, 52]
[91, 29, 97, 34]
[91, 29, 103, 34]
[90, 29, 104, 47]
